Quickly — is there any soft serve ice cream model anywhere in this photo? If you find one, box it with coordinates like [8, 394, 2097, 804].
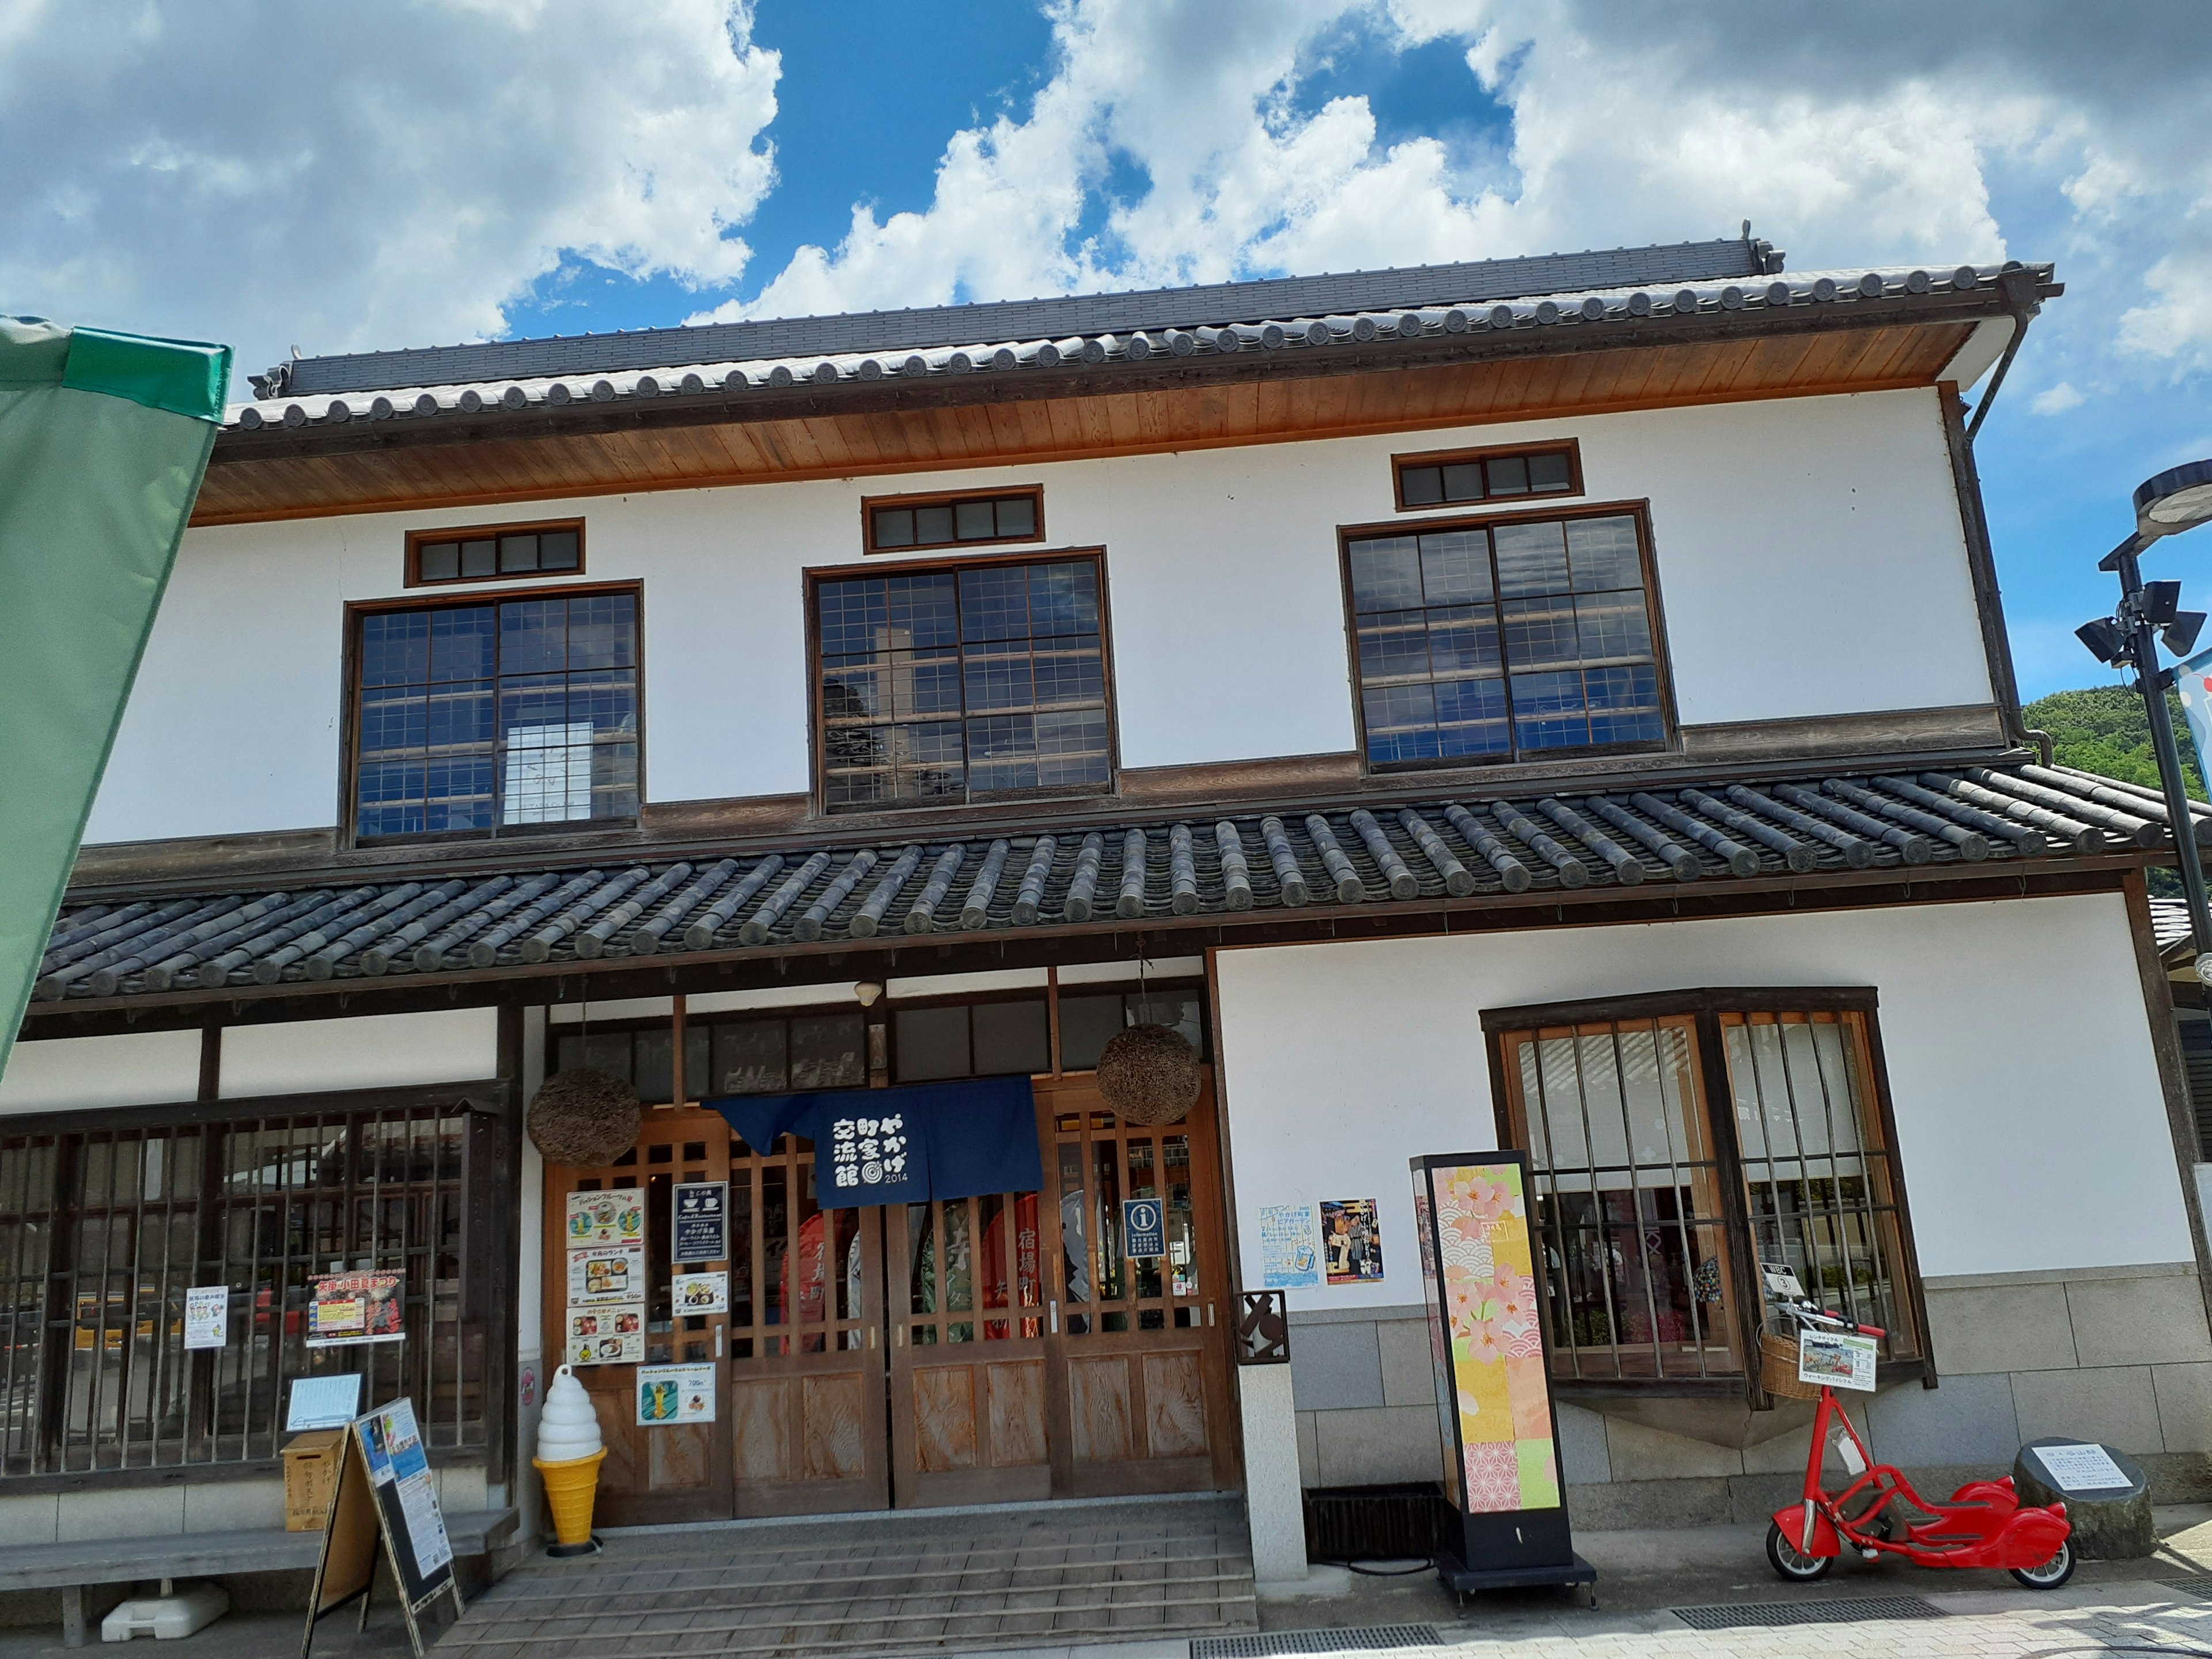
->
[532, 1366, 607, 1554]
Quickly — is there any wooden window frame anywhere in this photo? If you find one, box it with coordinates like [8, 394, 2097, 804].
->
[555, 1006, 869, 1107]
[805, 544, 1120, 816]
[339, 578, 646, 848]
[861, 485, 1047, 556]
[1337, 498, 1678, 777]
[1480, 986, 1934, 1407]
[404, 517, 587, 588]
[1389, 438, 1584, 513]
[0, 1085, 511, 1488]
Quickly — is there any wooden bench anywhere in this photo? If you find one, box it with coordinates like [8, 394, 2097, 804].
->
[0, 1507, 517, 1647]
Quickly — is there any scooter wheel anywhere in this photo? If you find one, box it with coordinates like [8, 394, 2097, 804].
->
[1766, 1520, 1833, 1582]
[2009, 1538, 2074, 1590]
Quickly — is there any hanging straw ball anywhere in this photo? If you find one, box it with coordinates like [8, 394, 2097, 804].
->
[527, 1069, 642, 1166]
[1095, 1024, 1200, 1126]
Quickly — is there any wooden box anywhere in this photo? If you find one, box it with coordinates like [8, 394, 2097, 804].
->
[283, 1429, 347, 1531]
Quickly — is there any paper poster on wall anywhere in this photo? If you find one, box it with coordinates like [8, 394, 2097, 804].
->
[567, 1242, 645, 1305]
[184, 1286, 228, 1350]
[566, 1303, 645, 1365]
[671, 1272, 728, 1316]
[566, 1188, 645, 1247]
[1320, 1198, 1385, 1284]
[1258, 1204, 1322, 1289]
[287, 1373, 364, 1431]
[307, 1272, 404, 1346]
[1797, 1327, 1879, 1392]
[637, 1362, 717, 1425]
[672, 1182, 728, 1262]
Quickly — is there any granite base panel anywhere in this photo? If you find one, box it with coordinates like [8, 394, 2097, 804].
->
[1555, 1453, 2212, 1532]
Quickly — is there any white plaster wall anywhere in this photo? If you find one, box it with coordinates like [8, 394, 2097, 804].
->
[218, 1007, 499, 1097]
[1213, 893, 2188, 1306]
[85, 388, 1987, 844]
[0, 1029, 202, 1113]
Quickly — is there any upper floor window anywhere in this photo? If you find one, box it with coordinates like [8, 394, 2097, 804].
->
[815, 554, 1112, 810]
[353, 586, 639, 839]
[1344, 507, 1667, 770]
[408, 520, 582, 586]
[866, 488, 1043, 554]
[1395, 443, 1578, 511]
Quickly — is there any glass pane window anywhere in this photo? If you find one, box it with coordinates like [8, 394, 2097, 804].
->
[354, 589, 638, 838]
[0, 1107, 497, 1479]
[817, 557, 1111, 808]
[412, 525, 581, 585]
[868, 492, 1042, 551]
[1397, 448, 1575, 508]
[1347, 513, 1662, 768]
[1501, 1001, 1922, 1389]
[1504, 1017, 1738, 1382]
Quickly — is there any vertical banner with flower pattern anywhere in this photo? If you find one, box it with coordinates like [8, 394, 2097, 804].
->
[1412, 1154, 1561, 1515]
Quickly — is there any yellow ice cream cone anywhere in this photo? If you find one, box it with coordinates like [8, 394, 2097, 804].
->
[533, 1448, 605, 1551]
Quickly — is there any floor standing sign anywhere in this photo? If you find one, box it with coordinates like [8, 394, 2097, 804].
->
[1410, 1152, 1596, 1600]
[300, 1398, 462, 1659]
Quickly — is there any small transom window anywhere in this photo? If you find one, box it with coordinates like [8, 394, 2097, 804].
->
[1396, 445, 1578, 510]
[866, 489, 1043, 554]
[410, 521, 582, 586]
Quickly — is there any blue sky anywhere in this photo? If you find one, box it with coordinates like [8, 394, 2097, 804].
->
[6, 0, 2208, 704]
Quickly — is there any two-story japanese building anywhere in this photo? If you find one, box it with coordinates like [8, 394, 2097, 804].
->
[7, 234, 2208, 1596]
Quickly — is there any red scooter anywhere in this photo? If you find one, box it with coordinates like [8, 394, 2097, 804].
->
[1765, 1304, 2074, 1590]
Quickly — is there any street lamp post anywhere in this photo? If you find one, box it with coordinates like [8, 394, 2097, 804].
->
[2079, 458, 2212, 961]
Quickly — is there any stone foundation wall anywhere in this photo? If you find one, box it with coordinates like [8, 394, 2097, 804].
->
[1289, 1262, 2212, 1527]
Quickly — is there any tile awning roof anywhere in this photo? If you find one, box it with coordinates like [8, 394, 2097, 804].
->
[261, 237, 1779, 400]
[30, 763, 2184, 1010]
[228, 253, 2052, 437]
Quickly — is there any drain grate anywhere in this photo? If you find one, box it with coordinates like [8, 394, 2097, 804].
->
[1192, 1626, 1442, 1658]
[1673, 1596, 1946, 1630]
[2154, 1577, 2212, 1599]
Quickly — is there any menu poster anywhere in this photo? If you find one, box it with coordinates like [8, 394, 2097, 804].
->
[672, 1182, 728, 1263]
[672, 1271, 728, 1316]
[308, 1272, 404, 1347]
[566, 1188, 645, 1247]
[1258, 1204, 1322, 1290]
[567, 1242, 645, 1305]
[184, 1285, 228, 1350]
[636, 1362, 717, 1425]
[566, 1303, 645, 1365]
[357, 1398, 454, 1584]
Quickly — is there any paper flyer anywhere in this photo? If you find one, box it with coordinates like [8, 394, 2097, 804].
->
[1258, 1203, 1322, 1289]
[1320, 1198, 1385, 1284]
[1797, 1327, 1880, 1392]
[184, 1286, 228, 1350]
[637, 1362, 717, 1425]
[567, 1241, 645, 1305]
[307, 1271, 404, 1346]
[672, 1271, 728, 1315]
[566, 1303, 645, 1365]
[286, 1373, 363, 1431]
[566, 1188, 645, 1247]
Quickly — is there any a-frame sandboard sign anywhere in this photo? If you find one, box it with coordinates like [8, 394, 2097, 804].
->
[300, 1399, 463, 1659]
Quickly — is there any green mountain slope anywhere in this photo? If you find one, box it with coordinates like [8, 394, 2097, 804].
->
[2023, 685, 2207, 801]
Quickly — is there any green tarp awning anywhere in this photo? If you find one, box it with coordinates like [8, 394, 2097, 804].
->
[0, 317, 230, 1076]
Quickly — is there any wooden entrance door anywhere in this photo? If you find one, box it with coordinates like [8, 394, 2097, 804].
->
[725, 1127, 891, 1516]
[543, 1111, 734, 1528]
[1040, 1074, 1239, 1496]
[885, 1192, 1053, 1506]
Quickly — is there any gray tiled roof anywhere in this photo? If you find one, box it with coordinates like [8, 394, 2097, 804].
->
[266, 238, 1779, 399]
[32, 763, 2181, 1007]
[229, 255, 2049, 436]
[2153, 897, 2195, 956]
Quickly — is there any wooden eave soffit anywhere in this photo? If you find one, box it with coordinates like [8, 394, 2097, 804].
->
[194, 302, 1993, 526]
